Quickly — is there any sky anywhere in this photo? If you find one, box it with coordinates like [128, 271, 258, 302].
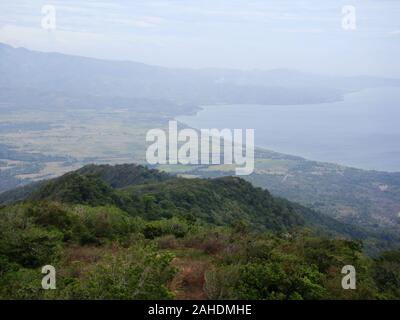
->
[0, 0, 399, 77]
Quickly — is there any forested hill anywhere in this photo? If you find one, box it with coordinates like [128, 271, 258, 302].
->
[0, 164, 170, 205]
[0, 164, 371, 239]
[1, 163, 399, 300]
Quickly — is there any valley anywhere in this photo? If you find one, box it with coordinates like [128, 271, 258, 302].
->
[1, 43, 400, 259]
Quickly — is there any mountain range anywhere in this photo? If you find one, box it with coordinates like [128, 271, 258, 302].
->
[1, 42, 400, 114]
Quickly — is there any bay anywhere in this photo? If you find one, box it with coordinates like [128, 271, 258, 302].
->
[177, 87, 400, 172]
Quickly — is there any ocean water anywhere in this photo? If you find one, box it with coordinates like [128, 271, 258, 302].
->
[176, 87, 400, 172]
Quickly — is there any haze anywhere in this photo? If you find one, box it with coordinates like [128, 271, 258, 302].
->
[0, 0, 399, 77]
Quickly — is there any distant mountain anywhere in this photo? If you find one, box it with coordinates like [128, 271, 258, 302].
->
[1, 43, 399, 113]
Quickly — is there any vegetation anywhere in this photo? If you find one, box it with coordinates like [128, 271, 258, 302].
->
[0, 164, 399, 300]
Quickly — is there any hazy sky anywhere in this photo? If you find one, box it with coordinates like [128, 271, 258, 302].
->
[0, 0, 399, 77]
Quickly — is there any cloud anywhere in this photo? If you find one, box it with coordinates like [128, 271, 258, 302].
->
[271, 28, 325, 34]
[389, 30, 400, 35]
[0, 0, 399, 76]
[123, 16, 164, 29]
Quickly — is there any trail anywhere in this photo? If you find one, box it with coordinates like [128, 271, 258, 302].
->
[169, 253, 209, 300]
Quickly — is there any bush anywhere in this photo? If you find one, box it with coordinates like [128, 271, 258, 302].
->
[0, 268, 44, 300]
[75, 205, 137, 242]
[143, 224, 163, 239]
[157, 235, 178, 250]
[144, 218, 190, 239]
[61, 244, 176, 300]
[372, 249, 400, 299]
[0, 209, 63, 268]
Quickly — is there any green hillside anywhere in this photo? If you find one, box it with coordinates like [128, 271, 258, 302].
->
[1, 164, 361, 236]
[0, 164, 399, 300]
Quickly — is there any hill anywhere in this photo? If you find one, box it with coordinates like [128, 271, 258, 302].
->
[0, 164, 399, 300]
[1, 164, 367, 238]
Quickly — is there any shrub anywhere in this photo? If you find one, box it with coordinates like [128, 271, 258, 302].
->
[0, 268, 44, 300]
[0, 210, 63, 268]
[144, 218, 190, 239]
[61, 245, 176, 300]
[157, 235, 178, 250]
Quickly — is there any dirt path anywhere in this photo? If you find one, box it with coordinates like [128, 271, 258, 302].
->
[169, 254, 209, 300]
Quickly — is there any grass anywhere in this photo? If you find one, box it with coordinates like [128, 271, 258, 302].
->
[164, 248, 213, 300]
